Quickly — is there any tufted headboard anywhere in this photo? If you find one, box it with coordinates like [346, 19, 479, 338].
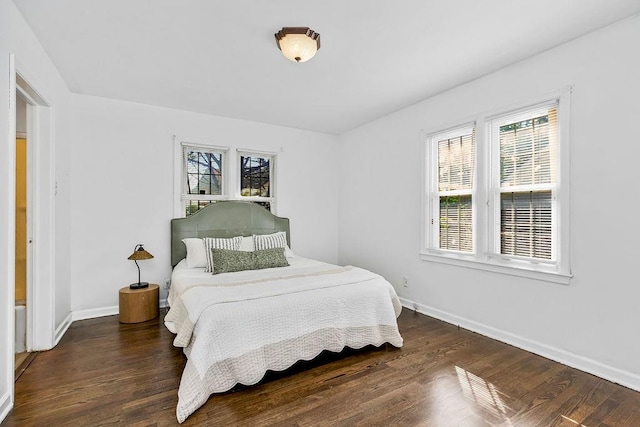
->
[170, 201, 290, 267]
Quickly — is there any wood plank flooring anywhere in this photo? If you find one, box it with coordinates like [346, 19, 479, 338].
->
[13, 352, 36, 383]
[3, 309, 640, 426]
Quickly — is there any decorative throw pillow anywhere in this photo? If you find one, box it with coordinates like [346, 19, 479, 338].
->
[203, 236, 242, 272]
[239, 235, 255, 252]
[254, 247, 289, 270]
[253, 231, 288, 251]
[211, 248, 255, 275]
[182, 238, 207, 268]
[210, 247, 290, 275]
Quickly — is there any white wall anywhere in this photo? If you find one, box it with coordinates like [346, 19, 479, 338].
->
[0, 0, 73, 420]
[338, 14, 640, 389]
[2, 1, 72, 336]
[70, 94, 339, 315]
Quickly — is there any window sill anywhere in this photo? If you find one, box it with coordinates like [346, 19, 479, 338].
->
[419, 251, 572, 285]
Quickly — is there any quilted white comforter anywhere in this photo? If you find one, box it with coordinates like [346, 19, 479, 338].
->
[165, 257, 403, 423]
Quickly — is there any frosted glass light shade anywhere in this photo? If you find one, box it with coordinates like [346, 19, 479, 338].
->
[275, 27, 321, 63]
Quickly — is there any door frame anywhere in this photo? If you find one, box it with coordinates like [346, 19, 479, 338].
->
[15, 71, 55, 352]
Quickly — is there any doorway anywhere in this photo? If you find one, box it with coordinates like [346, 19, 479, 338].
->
[14, 93, 28, 372]
[13, 72, 55, 359]
[2, 60, 57, 421]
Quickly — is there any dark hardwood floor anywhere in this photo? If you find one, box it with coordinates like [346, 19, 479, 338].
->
[3, 309, 640, 426]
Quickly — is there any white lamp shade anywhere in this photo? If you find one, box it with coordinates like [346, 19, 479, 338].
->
[275, 28, 320, 63]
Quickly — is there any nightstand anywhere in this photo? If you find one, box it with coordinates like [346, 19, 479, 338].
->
[118, 284, 159, 323]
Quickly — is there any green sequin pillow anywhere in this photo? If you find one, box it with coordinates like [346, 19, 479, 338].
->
[210, 247, 289, 274]
[254, 247, 289, 270]
[210, 249, 255, 274]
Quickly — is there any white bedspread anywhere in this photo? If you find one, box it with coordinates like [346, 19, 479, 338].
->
[165, 257, 403, 423]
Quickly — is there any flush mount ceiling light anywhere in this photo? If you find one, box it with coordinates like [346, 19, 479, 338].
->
[274, 27, 321, 63]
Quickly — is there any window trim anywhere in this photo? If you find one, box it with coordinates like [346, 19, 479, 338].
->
[420, 87, 572, 285]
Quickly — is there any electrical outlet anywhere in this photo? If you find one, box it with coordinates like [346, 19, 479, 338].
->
[402, 276, 408, 287]
[164, 277, 171, 290]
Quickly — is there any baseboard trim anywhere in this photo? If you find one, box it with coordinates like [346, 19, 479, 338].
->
[71, 305, 119, 322]
[0, 391, 12, 425]
[54, 312, 73, 346]
[399, 297, 640, 392]
[71, 300, 168, 323]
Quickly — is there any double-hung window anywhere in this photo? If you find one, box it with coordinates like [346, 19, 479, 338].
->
[427, 126, 475, 254]
[181, 145, 228, 216]
[174, 138, 278, 217]
[422, 89, 571, 283]
[489, 102, 557, 263]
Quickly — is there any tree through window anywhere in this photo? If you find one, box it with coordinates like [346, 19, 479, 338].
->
[182, 146, 226, 216]
[239, 152, 274, 211]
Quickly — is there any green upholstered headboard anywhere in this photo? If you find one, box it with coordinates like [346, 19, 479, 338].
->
[170, 201, 290, 267]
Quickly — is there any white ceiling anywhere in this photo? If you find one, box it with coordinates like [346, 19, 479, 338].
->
[12, 0, 640, 134]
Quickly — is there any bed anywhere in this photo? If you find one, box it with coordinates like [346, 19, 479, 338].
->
[164, 201, 403, 423]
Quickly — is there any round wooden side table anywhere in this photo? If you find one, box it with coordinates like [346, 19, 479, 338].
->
[118, 284, 159, 323]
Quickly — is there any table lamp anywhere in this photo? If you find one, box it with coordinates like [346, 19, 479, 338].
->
[128, 244, 154, 289]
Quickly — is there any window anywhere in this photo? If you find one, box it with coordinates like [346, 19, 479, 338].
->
[173, 139, 278, 217]
[428, 126, 475, 253]
[238, 151, 275, 211]
[489, 104, 557, 261]
[422, 90, 571, 283]
[182, 145, 227, 216]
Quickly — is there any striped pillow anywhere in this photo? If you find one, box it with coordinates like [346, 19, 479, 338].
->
[203, 236, 243, 272]
[253, 231, 287, 251]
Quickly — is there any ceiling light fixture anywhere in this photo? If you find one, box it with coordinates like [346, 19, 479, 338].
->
[274, 27, 321, 63]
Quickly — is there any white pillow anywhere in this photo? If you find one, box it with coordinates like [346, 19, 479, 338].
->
[203, 236, 243, 272]
[239, 236, 255, 252]
[284, 244, 295, 259]
[182, 238, 207, 268]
